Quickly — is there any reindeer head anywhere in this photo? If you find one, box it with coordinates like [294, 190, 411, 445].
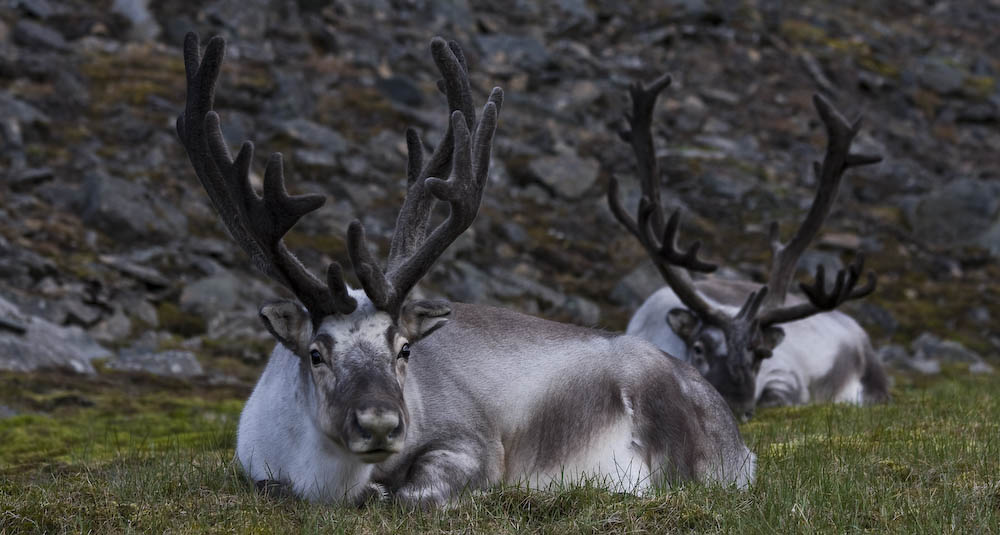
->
[609, 76, 878, 420]
[176, 34, 501, 461]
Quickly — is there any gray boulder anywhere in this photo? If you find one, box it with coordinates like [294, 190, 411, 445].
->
[108, 349, 204, 378]
[81, 173, 188, 245]
[904, 178, 1000, 252]
[112, 0, 161, 42]
[529, 151, 600, 199]
[275, 118, 348, 154]
[0, 296, 111, 374]
[610, 262, 664, 309]
[917, 57, 966, 95]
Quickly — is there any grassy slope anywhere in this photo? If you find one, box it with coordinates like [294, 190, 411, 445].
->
[1, 370, 997, 534]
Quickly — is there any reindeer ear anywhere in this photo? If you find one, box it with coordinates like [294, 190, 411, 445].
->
[666, 308, 700, 341]
[758, 326, 785, 354]
[399, 299, 452, 341]
[259, 300, 313, 356]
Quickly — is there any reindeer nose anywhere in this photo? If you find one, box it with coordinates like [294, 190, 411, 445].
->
[353, 406, 402, 442]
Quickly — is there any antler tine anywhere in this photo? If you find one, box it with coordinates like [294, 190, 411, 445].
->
[351, 38, 503, 316]
[762, 93, 882, 309]
[660, 209, 717, 273]
[176, 33, 356, 321]
[627, 73, 671, 232]
[735, 286, 768, 321]
[758, 252, 877, 326]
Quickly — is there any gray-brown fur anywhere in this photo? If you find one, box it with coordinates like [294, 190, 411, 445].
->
[364, 302, 755, 503]
[514, 370, 626, 474]
[860, 342, 890, 403]
[807, 343, 863, 402]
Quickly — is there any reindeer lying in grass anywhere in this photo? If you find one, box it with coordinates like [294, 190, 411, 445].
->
[609, 75, 889, 421]
[176, 34, 755, 507]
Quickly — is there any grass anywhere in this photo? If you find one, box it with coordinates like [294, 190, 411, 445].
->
[1, 369, 997, 534]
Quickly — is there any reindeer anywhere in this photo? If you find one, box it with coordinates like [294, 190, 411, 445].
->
[176, 35, 755, 507]
[608, 74, 890, 421]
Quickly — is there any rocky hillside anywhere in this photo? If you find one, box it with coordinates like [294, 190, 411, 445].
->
[1, 0, 998, 382]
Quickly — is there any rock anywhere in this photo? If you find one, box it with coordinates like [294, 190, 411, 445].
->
[112, 0, 161, 42]
[81, 173, 188, 245]
[917, 57, 965, 95]
[108, 349, 204, 378]
[970, 361, 995, 375]
[562, 295, 601, 326]
[966, 306, 991, 326]
[0, 295, 111, 374]
[293, 148, 338, 170]
[693, 134, 762, 162]
[796, 249, 844, 279]
[99, 255, 170, 287]
[498, 221, 530, 246]
[203, 0, 270, 40]
[0, 405, 17, 419]
[205, 311, 274, 362]
[878, 343, 940, 375]
[904, 178, 1000, 251]
[91, 307, 132, 343]
[59, 297, 102, 327]
[179, 270, 277, 320]
[818, 232, 863, 251]
[120, 294, 159, 328]
[16, 0, 56, 19]
[0, 90, 50, 127]
[663, 0, 711, 19]
[444, 260, 493, 304]
[476, 34, 551, 74]
[551, 0, 596, 32]
[699, 171, 755, 200]
[275, 118, 348, 154]
[610, 262, 664, 309]
[7, 167, 53, 192]
[528, 151, 600, 199]
[701, 88, 741, 106]
[853, 302, 899, 334]
[375, 76, 423, 106]
[911, 332, 984, 364]
[13, 20, 68, 51]
[179, 271, 243, 316]
[0, 238, 57, 287]
[980, 220, 1000, 257]
[956, 101, 999, 123]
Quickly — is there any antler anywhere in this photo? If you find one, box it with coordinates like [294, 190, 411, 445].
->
[761, 94, 881, 308]
[176, 34, 357, 321]
[348, 38, 503, 317]
[608, 73, 729, 326]
[612, 76, 881, 337]
[757, 253, 876, 325]
[751, 94, 880, 326]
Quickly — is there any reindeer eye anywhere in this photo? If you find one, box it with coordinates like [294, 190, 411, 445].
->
[692, 342, 705, 356]
[310, 349, 323, 367]
[398, 343, 410, 360]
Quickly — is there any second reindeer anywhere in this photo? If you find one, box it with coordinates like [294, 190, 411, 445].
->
[609, 75, 889, 421]
[176, 35, 756, 507]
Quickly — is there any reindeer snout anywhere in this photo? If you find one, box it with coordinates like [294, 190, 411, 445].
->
[347, 405, 405, 461]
